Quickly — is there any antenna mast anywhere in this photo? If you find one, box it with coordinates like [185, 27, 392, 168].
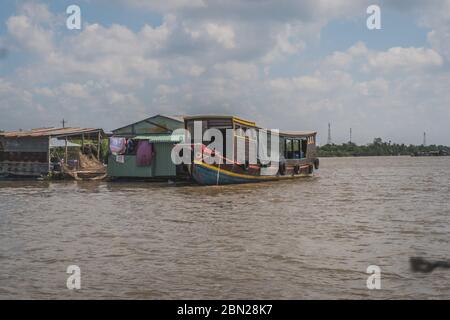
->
[327, 123, 332, 145]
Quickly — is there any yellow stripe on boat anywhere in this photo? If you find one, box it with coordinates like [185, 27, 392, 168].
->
[233, 117, 257, 128]
[193, 160, 275, 180]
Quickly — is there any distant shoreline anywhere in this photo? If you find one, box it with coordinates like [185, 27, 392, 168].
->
[317, 138, 450, 158]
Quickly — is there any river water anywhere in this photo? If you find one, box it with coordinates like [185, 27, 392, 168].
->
[1, 156, 449, 299]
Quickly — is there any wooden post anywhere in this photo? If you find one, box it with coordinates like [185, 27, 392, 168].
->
[47, 136, 51, 174]
[65, 136, 68, 164]
[81, 134, 85, 153]
[97, 131, 101, 160]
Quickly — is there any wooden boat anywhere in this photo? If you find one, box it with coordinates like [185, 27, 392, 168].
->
[183, 115, 319, 185]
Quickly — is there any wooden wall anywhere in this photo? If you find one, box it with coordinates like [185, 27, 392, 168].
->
[0, 137, 49, 176]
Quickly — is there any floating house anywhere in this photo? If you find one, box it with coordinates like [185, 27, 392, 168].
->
[0, 127, 105, 179]
[107, 115, 186, 180]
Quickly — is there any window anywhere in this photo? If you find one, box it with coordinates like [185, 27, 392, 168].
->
[285, 139, 293, 159]
[187, 121, 194, 144]
[259, 131, 271, 161]
[218, 128, 227, 158]
[283, 138, 308, 159]
[292, 140, 300, 159]
[301, 139, 308, 158]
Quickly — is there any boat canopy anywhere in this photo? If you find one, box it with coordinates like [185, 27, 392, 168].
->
[184, 115, 257, 128]
[184, 115, 316, 141]
[279, 131, 317, 138]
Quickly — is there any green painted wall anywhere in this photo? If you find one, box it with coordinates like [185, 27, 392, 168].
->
[153, 143, 176, 176]
[107, 155, 153, 178]
[107, 142, 177, 178]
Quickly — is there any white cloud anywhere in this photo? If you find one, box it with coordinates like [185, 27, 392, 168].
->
[59, 82, 90, 99]
[323, 51, 353, 69]
[367, 47, 443, 73]
[427, 29, 450, 62]
[356, 78, 389, 97]
[387, 0, 450, 62]
[321, 42, 368, 70]
[205, 23, 235, 49]
[18, 1, 55, 25]
[213, 61, 258, 81]
[321, 43, 443, 75]
[262, 23, 308, 63]
[34, 86, 55, 97]
[124, 0, 206, 12]
[7, 15, 54, 55]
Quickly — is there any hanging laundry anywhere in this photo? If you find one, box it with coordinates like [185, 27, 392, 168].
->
[116, 155, 125, 164]
[110, 137, 127, 155]
[126, 139, 137, 154]
[136, 141, 155, 166]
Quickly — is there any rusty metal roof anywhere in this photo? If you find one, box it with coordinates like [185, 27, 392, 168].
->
[0, 127, 105, 138]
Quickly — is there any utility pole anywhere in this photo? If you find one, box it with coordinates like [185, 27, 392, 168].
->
[423, 132, 426, 146]
[61, 118, 67, 128]
[349, 128, 352, 144]
[327, 123, 332, 145]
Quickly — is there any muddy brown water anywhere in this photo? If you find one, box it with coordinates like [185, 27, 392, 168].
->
[1, 156, 449, 299]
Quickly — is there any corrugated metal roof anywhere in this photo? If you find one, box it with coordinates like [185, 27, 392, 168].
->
[112, 114, 184, 133]
[134, 134, 185, 142]
[162, 115, 185, 123]
[0, 127, 104, 138]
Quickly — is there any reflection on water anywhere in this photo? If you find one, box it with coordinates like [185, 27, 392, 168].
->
[1, 156, 450, 299]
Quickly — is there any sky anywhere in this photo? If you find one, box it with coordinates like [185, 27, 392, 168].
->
[1, 0, 450, 145]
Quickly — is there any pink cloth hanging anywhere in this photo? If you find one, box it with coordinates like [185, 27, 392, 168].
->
[136, 141, 154, 166]
[109, 137, 127, 154]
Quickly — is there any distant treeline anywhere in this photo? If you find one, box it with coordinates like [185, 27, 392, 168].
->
[317, 138, 450, 157]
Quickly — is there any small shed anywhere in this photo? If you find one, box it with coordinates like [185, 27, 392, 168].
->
[0, 127, 105, 177]
[107, 115, 186, 179]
